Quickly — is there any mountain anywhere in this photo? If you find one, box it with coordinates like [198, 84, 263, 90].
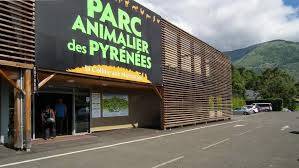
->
[224, 40, 299, 81]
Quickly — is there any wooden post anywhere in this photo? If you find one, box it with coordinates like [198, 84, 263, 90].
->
[24, 69, 32, 151]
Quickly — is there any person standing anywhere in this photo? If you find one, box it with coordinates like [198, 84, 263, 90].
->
[41, 105, 56, 140]
[55, 99, 67, 135]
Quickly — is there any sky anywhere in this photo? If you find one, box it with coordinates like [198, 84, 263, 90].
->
[135, 0, 299, 51]
[283, 0, 299, 8]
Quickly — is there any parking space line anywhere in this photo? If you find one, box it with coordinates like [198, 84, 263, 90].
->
[201, 138, 230, 150]
[238, 130, 253, 136]
[233, 124, 264, 136]
[152, 156, 184, 168]
[234, 124, 246, 128]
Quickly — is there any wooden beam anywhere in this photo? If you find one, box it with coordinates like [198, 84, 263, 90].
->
[0, 68, 25, 95]
[0, 60, 34, 69]
[24, 69, 32, 150]
[153, 85, 163, 100]
[38, 73, 56, 89]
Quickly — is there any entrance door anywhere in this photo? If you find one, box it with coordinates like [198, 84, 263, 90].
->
[35, 93, 73, 138]
[75, 90, 90, 133]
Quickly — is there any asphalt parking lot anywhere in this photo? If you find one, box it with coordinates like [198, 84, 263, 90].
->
[0, 112, 298, 168]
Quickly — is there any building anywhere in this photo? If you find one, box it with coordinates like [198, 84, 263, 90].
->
[0, 0, 232, 150]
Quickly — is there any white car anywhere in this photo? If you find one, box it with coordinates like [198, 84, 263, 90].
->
[253, 103, 272, 112]
[244, 105, 259, 113]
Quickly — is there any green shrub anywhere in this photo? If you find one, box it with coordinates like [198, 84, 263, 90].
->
[233, 97, 245, 109]
[288, 99, 297, 111]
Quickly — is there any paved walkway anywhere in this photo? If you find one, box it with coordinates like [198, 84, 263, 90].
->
[0, 126, 165, 160]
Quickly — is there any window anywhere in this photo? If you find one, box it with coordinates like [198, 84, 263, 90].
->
[205, 59, 210, 77]
[181, 56, 192, 72]
[194, 42, 203, 75]
[194, 55, 201, 75]
[164, 28, 178, 68]
[181, 36, 192, 72]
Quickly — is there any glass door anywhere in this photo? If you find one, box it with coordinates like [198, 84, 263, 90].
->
[75, 90, 90, 133]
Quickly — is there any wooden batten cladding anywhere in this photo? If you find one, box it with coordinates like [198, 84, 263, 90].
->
[0, 0, 35, 69]
[0, 0, 35, 150]
[161, 19, 232, 129]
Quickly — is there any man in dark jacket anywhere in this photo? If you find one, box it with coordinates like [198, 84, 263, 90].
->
[55, 99, 67, 135]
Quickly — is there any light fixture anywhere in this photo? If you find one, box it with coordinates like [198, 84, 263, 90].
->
[67, 79, 75, 83]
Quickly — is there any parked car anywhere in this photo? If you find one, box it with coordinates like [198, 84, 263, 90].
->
[245, 105, 259, 113]
[234, 107, 254, 115]
[253, 103, 272, 112]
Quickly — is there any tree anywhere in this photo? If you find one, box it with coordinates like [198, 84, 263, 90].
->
[239, 68, 259, 90]
[232, 66, 246, 97]
[232, 66, 260, 97]
[258, 68, 297, 108]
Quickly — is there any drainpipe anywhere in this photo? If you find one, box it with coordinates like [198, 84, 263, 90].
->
[72, 88, 76, 135]
[20, 69, 24, 150]
[14, 69, 24, 149]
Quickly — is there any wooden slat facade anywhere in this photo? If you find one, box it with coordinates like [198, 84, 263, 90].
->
[0, 0, 35, 68]
[0, 0, 35, 150]
[161, 19, 232, 129]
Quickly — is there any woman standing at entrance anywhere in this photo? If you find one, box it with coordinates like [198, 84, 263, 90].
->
[41, 105, 56, 140]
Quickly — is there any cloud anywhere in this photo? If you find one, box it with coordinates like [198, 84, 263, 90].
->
[136, 0, 299, 51]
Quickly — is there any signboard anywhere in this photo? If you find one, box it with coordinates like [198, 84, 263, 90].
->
[102, 93, 129, 117]
[36, 0, 162, 84]
[33, 66, 38, 93]
[91, 93, 101, 118]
